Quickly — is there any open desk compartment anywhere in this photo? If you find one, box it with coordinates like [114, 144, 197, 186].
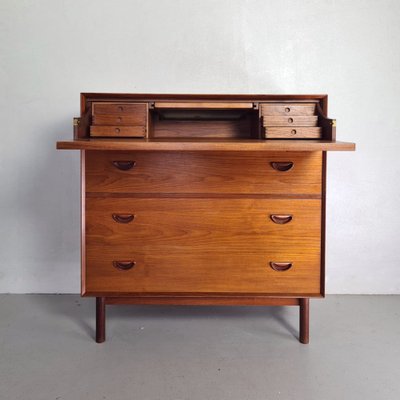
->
[149, 102, 260, 139]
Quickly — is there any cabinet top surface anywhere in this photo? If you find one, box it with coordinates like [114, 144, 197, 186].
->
[81, 93, 328, 100]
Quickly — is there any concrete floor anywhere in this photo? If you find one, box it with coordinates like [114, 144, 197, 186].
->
[0, 295, 399, 400]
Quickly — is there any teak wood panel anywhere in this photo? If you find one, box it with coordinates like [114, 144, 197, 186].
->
[85, 151, 322, 195]
[154, 102, 254, 109]
[264, 127, 322, 139]
[84, 198, 321, 296]
[150, 120, 253, 139]
[263, 116, 318, 127]
[104, 297, 302, 306]
[92, 102, 147, 115]
[92, 114, 147, 126]
[260, 103, 316, 116]
[85, 250, 321, 296]
[57, 139, 356, 152]
[86, 198, 321, 250]
[90, 126, 145, 137]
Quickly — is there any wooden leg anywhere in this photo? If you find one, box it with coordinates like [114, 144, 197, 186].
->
[96, 297, 106, 343]
[299, 298, 309, 344]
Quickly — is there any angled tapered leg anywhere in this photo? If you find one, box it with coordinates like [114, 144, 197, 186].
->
[299, 298, 309, 344]
[96, 297, 106, 343]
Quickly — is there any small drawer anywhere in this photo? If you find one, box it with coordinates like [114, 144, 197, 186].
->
[263, 116, 318, 127]
[264, 127, 322, 139]
[92, 102, 147, 115]
[85, 151, 323, 195]
[92, 114, 147, 126]
[90, 126, 145, 137]
[261, 103, 316, 116]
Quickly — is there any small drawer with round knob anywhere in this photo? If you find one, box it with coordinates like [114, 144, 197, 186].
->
[90, 125, 146, 137]
[264, 127, 322, 139]
[260, 103, 316, 116]
[92, 102, 147, 116]
[262, 116, 318, 127]
[93, 114, 147, 126]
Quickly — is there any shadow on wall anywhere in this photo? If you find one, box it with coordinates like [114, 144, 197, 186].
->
[0, 116, 80, 293]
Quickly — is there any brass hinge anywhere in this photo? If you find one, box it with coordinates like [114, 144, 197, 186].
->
[331, 119, 336, 127]
[73, 117, 81, 126]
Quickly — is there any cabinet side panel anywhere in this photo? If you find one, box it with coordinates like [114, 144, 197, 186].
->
[81, 150, 86, 296]
[321, 151, 327, 296]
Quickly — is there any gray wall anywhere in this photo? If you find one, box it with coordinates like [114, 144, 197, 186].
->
[1, 0, 399, 293]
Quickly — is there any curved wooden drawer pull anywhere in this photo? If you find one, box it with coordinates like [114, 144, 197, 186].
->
[113, 261, 136, 271]
[270, 262, 293, 271]
[112, 214, 135, 224]
[270, 214, 293, 224]
[270, 161, 293, 172]
[112, 160, 136, 171]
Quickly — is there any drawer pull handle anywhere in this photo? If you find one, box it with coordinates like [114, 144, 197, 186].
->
[112, 160, 136, 171]
[285, 107, 291, 113]
[288, 117, 293, 123]
[270, 161, 293, 171]
[113, 261, 136, 271]
[270, 214, 293, 224]
[270, 262, 292, 271]
[112, 214, 135, 224]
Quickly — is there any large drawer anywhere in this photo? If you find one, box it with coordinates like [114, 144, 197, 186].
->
[85, 151, 322, 195]
[84, 198, 321, 296]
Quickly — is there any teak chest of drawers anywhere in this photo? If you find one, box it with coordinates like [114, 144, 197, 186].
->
[57, 93, 355, 343]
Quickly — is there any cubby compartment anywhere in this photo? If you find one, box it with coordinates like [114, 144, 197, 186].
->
[149, 107, 260, 139]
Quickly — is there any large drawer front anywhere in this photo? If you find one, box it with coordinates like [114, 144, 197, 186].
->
[85, 198, 321, 295]
[85, 151, 322, 195]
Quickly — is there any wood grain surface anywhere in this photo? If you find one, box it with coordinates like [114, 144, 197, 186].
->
[264, 127, 322, 139]
[260, 103, 316, 116]
[85, 151, 322, 195]
[93, 114, 147, 126]
[92, 102, 147, 115]
[90, 126, 145, 137]
[57, 139, 355, 151]
[84, 198, 321, 295]
[263, 116, 318, 127]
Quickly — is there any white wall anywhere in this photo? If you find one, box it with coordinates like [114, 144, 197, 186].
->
[0, 0, 399, 294]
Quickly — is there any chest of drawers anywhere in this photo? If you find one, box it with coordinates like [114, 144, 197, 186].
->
[57, 93, 355, 343]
